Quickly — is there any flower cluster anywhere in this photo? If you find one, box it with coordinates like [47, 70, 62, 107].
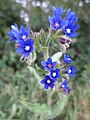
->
[8, 6, 79, 95]
[41, 54, 76, 94]
[41, 58, 60, 89]
[48, 6, 79, 38]
[8, 23, 34, 57]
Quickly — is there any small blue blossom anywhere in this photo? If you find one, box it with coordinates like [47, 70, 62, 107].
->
[50, 68, 60, 80]
[41, 75, 56, 89]
[66, 9, 78, 23]
[65, 65, 77, 77]
[51, 6, 66, 17]
[48, 15, 68, 30]
[41, 58, 56, 71]
[59, 80, 70, 94]
[64, 9, 79, 37]
[64, 87, 70, 94]
[8, 23, 19, 42]
[16, 38, 34, 57]
[8, 24, 30, 42]
[64, 54, 73, 64]
[64, 22, 79, 37]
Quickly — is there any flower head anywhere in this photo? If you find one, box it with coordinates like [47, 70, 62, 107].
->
[51, 6, 66, 17]
[8, 24, 30, 42]
[8, 23, 19, 42]
[65, 65, 77, 77]
[59, 80, 70, 94]
[41, 58, 56, 71]
[64, 54, 73, 64]
[48, 15, 68, 30]
[50, 68, 60, 80]
[41, 75, 56, 89]
[66, 9, 78, 23]
[64, 22, 79, 37]
[16, 38, 34, 57]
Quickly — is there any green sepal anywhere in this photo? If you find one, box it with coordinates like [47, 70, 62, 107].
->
[39, 28, 46, 45]
[32, 33, 43, 52]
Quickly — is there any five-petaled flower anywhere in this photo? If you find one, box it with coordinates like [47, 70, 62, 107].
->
[41, 75, 56, 89]
[48, 15, 68, 31]
[8, 23, 30, 42]
[8, 23, 19, 42]
[51, 6, 66, 17]
[63, 22, 79, 37]
[50, 68, 60, 80]
[59, 80, 70, 94]
[63, 9, 79, 37]
[65, 9, 78, 23]
[41, 58, 56, 71]
[65, 65, 77, 77]
[64, 54, 73, 64]
[16, 38, 34, 57]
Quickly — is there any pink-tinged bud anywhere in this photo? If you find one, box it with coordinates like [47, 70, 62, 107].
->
[15, 44, 20, 48]
[59, 35, 72, 44]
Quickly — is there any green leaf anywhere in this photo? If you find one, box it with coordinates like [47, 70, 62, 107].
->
[48, 96, 68, 119]
[35, 64, 48, 75]
[27, 66, 42, 81]
[51, 52, 62, 63]
[21, 101, 49, 115]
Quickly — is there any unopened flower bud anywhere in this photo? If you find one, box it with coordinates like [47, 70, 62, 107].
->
[59, 35, 72, 44]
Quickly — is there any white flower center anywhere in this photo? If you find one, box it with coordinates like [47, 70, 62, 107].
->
[67, 58, 71, 61]
[22, 35, 26, 39]
[62, 84, 65, 88]
[25, 46, 30, 51]
[66, 28, 71, 33]
[47, 79, 51, 84]
[52, 72, 56, 77]
[68, 69, 72, 73]
[54, 22, 59, 28]
[11, 25, 18, 31]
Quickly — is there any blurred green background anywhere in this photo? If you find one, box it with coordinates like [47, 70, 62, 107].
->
[0, 0, 90, 120]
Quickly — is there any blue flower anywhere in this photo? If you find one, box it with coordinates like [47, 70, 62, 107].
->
[51, 6, 66, 17]
[8, 23, 19, 42]
[66, 9, 78, 23]
[41, 58, 56, 71]
[64, 22, 79, 37]
[59, 80, 70, 94]
[41, 75, 56, 89]
[60, 80, 68, 90]
[16, 38, 34, 57]
[8, 24, 30, 42]
[64, 9, 79, 37]
[48, 15, 68, 30]
[64, 54, 73, 64]
[65, 65, 77, 77]
[64, 87, 70, 94]
[50, 68, 60, 80]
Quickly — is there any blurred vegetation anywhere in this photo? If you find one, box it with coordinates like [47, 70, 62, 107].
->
[0, 0, 90, 119]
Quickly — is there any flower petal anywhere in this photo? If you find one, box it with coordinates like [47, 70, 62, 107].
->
[41, 79, 46, 84]
[16, 48, 24, 54]
[44, 84, 48, 89]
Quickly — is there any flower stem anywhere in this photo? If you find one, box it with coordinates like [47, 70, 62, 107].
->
[47, 90, 51, 107]
[43, 47, 49, 60]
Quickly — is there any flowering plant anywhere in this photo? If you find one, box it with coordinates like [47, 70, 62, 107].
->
[8, 6, 79, 120]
